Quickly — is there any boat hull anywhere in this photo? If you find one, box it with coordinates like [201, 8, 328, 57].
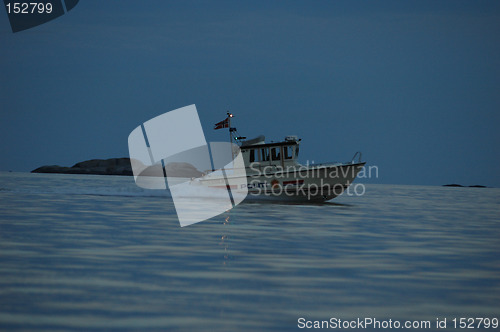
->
[197, 162, 366, 202]
[241, 162, 366, 202]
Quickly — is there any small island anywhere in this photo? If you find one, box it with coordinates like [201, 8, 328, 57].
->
[32, 158, 133, 176]
[31, 158, 204, 178]
[443, 184, 487, 188]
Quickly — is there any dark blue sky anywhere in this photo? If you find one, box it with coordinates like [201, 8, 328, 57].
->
[1, 1, 499, 186]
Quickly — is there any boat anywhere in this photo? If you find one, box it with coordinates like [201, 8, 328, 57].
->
[199, 113, 366, 202]
[129, 107, 366, 225]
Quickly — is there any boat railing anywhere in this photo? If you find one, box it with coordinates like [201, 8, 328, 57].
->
[305, 162, 341, 168]
[350, 151, 363, 164]
[304, 151, 363, 168]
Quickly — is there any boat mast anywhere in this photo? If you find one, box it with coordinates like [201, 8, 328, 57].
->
[227, 111, 234, 162]
[227, 111, 233, 145]
[225, 111, 246, 163]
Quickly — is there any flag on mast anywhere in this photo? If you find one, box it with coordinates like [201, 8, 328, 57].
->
[214, 117, 229, 130]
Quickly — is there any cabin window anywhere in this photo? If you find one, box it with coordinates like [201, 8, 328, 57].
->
[295, 145, 299, 157]
[249, 149, 256, 162]
[271, 147, 280, 161]
[284, 146, 294, 159]
[261, 147, 270, 161]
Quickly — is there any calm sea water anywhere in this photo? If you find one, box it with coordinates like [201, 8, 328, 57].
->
[0, 172, 499, 331]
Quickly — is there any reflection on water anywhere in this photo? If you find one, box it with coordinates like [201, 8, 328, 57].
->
[220, 213, 231, 266]
[0, 173, 499, 331]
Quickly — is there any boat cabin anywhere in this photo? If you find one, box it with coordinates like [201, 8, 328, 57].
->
[239, 135, 301, 172]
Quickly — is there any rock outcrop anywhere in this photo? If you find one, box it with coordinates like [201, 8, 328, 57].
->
[32, 158, 204, 178]
[442, 184, 487, 188]
[32, 158, 133, 176]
